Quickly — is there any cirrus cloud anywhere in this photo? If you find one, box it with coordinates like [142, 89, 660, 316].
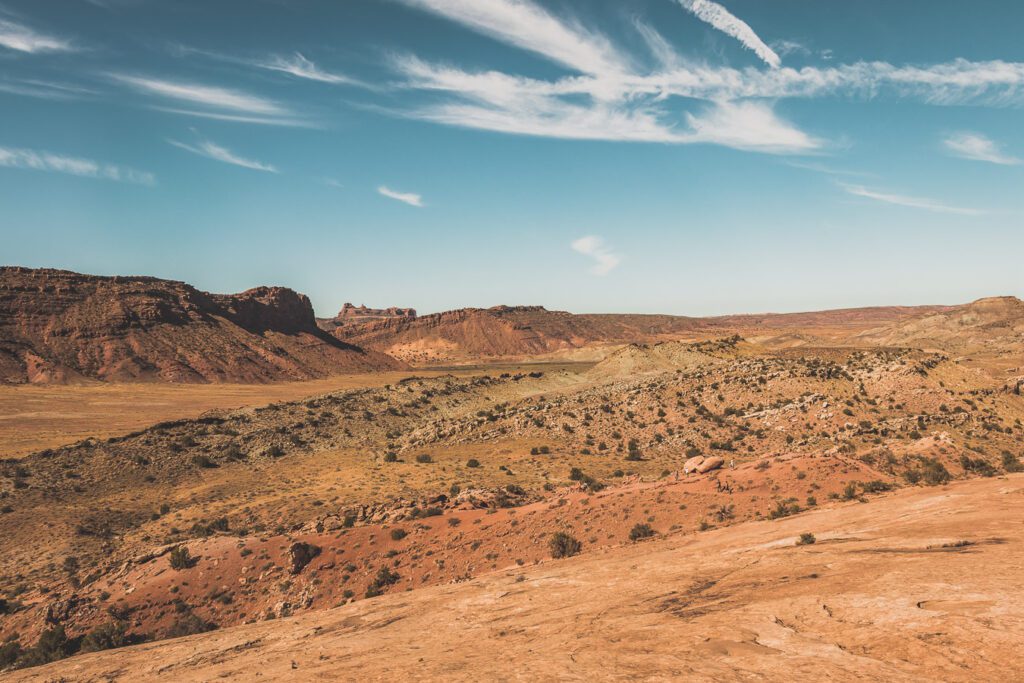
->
[0, 145, 154, 184]
[943, 132, 1019, 165]
[378, 186, 424, 207]
[168, 137, 278, 173]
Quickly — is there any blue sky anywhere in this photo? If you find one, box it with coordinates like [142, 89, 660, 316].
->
[1, 0, 1022, 316]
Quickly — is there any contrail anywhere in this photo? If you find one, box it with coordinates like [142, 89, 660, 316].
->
[676, 0, 781, 68]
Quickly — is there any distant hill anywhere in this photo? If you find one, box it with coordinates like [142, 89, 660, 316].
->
[329, 305, 713, 364]
[0, 267, 405, 384]
[856, 296, 1024, 354]
[331, 303, 945, 364]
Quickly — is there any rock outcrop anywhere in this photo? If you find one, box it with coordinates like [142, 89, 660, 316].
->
[0, 267, 406, 384]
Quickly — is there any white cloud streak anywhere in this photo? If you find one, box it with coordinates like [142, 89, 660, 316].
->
[0, 18, 74, 53]
[168, 138, 278, 173]
[112, 75, 290, 116]
[260, 52, 360, 85]
[378, 185, 423, 206]
[943, 132, 1019, 165]
[840, 183, 984, 216]
[674, 0, 780, 68]
[395, 0, 630, 76]
[571, 236, 620, 275]
[0, 146, 154, 184]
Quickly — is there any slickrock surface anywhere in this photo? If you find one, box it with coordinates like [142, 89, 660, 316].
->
[14, 475, 1023, 682]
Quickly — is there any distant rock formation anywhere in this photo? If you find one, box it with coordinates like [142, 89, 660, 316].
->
[318, 303, 417, 332]
[0, 267, 406, 384]
[337, 303, 417, 320]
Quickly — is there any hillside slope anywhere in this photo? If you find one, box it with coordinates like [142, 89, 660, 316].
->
[14, 475, 1024, 682]
[0, 268, 404, 384]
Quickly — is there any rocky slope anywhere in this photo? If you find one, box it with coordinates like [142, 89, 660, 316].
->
[0, 268, 405, 384]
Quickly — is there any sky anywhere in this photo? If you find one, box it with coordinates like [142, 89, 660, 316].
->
[1, 0, 1022, 317]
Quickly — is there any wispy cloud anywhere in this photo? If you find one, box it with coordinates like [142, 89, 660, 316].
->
[149, 106, 311, 128]
[571, 235, 620, 275]
[261, 52, 359, 85]
[0, 78, 95, 100]
[943, 132, 1019, 165]
[0, 145, 154, 184]
[395, 0, 630, 76]
[771, 39, 811, 58]
[377, 185, 423, 207]
[168, 137, 278, 172]
[684, 100, 820, 153]
[633, 19, 682, 70]
[112, 74, 311, 125]
[113, 75, 287, 115]
[674, 0, 780, 68]
[840, 183, 984, 216]
[0, 17, 74, 53]
[392, 58, 820, 153]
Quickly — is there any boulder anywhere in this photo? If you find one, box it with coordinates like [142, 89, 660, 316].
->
[683, 456, 705, 473]
[696, 456, 725, 474]
[286, 542, 321, 575]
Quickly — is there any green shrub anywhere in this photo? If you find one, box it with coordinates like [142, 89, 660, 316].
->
[797, 532, 816, 546]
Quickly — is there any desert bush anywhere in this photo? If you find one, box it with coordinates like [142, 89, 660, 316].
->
[17, 625, 73, 667]
[797, 532, 816, 545]
[390, 528, 407, 541]
[1002, 451, 1024, 473]
[769, 499, 801, 519]
[860, 480, 892, 494]
[549, 532, 582, 559]
[920, 458, 951, 485]
[466, 459, 480, 468]
[169, 546, 192, 570]
[415, 453, 433, 464]
[629, 523, 656, 542]
[0, 640, 22, 668]
[190, 455, 217, 469]
[365, 566, 400, 598]
[166, 613, 214, 638]
[79, 621, 129, 653]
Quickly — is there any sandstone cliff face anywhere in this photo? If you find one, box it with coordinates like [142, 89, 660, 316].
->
[0, 268, 405, 384]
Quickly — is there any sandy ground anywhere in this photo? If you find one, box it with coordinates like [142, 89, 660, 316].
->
[14, 474, 1023, 682]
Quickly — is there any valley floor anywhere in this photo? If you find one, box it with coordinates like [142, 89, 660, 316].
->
[13, 474, 1024, 682]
